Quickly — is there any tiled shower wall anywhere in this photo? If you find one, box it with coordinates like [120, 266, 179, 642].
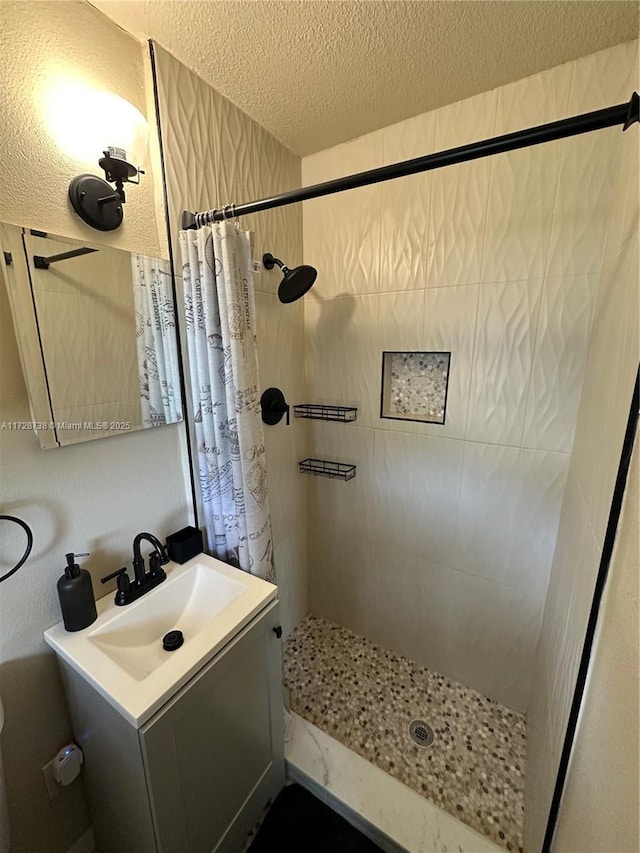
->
[152, 44, 308, 636]
[526, 47, 639, 852]
[302, 42, 638, 713]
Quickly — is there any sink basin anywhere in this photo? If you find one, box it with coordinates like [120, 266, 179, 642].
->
[44, 553, 277, 726]
[87, 562, 245, 681]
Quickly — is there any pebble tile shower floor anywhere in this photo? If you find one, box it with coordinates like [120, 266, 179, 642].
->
[283, 614, 526, 853]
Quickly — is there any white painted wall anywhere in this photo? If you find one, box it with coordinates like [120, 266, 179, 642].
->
[0, 3, 192, 850]
[301, 42, 638, 714]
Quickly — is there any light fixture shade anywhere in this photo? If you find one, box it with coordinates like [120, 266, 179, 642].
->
[44, 77, 149, 167]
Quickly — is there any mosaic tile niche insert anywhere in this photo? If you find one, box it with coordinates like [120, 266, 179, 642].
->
[381, 351, 451, 423]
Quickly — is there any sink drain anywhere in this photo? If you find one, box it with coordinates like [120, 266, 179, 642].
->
[162, 630, 184, 652]
[409, 720, 434, 747]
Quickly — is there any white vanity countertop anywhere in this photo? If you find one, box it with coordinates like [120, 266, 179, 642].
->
[44, 553, 278, 727]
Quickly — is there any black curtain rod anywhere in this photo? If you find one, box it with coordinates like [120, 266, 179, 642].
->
[183, 92, 639, 231]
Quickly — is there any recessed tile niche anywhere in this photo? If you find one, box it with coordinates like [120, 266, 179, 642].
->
[380, 351, 451, 424]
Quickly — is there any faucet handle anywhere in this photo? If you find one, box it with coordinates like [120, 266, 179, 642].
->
[149, 551, 167, 578]
[100, 566, 129, 584]
[100, 567, 131, 606]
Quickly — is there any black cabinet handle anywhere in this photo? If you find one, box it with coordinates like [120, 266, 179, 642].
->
[273, 625, 282, 639]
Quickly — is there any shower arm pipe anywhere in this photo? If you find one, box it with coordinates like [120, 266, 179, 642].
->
[182, 92, 639, 230]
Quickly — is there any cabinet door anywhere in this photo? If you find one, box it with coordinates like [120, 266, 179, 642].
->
[140, 603, 284, 853]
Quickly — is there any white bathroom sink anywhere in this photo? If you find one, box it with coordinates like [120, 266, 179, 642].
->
[87, 561, 246, 680]
[44, 553, 277, 726]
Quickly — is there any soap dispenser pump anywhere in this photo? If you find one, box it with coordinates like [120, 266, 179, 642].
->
[57, 552, 98, 632]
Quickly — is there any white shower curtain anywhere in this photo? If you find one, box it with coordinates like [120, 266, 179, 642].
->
[179, 221, 274, 582]
[132, 254, 182, 426]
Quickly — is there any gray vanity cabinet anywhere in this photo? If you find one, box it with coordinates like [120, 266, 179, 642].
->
[59, 601, 284, 853]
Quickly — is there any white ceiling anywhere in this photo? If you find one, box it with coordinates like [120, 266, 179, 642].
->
[92, 0, 639, 156]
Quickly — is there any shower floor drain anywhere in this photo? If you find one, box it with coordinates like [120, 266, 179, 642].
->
[409, 720, 434, 747]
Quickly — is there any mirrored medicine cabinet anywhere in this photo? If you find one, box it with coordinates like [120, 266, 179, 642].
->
[0, 225, 183, 449]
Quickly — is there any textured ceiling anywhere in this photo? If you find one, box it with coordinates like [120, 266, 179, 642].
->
[92, 0, 639, 155]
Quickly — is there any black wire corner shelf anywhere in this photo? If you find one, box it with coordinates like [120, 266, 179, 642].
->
[293, 404, 358, 423]
[299, 459, 356, 481]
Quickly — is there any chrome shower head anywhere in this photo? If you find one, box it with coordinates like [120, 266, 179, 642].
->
[263, 252, 317, 303]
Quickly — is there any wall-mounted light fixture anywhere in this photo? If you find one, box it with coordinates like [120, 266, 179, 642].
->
[68, 146, 144, 232]
[42, 76, 149, 232]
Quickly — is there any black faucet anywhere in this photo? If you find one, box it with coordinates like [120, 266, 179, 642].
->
[101, 532, 170, 606]
[133, 532, 169, 584]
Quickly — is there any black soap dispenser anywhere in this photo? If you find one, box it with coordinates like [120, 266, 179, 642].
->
[57, 552, 98, 632]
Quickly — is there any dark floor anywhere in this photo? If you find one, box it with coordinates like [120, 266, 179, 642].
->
[248, 784, 382, 853]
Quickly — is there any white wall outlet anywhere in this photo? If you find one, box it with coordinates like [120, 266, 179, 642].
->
[42, 758, 60, 800]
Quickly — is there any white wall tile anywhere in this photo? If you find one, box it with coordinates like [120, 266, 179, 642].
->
[274, 527, 309, 639]
[570, 234, 639, 543]
[303, 191, 382, 298]
[569, 41, 638, 115]
[440, 569, 506, 697]
[347, 542, 446, 668]
[378, 289, 426, 351]
[303, 132, 383, 299]
[428, 161, 490, 289]
[380, 172, 432, 292]
[548, 43, 638, 276]
[305, 294, 379, 427]
[434, 89, 499, 148]
[455, 442, 568, 596]
[480, 62, 572, 285]
[256, 292, 306, 397]
[307, 423, 375, 543]
[522, 274, 599, 453]
[498, 64, 574, 137]
[370, 431, 463, 568]
[375, 290, 426, 432]
[546, 131, 620, 277]
[502, 449, 569, 597]
[428, 89, 497, 289]
[420, 285, 478, 441]
[264, 420, 308, 548]
[466, 279, 542, 446]
[491, 584, 546, 712]
[303, 130, 385, 184]
[602, 119, 640, 265]
[380, 112, 436, 292]
[525, 477, 601, 852]
[308, 523, 372, 631]
[481, 144, 561, 284]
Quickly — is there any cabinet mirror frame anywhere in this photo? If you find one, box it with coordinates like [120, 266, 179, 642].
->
[1, 224, 184, 450]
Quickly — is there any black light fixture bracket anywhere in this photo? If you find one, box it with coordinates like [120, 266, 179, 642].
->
[98, 147, 144, 204]
[69, 147, 144, 232]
